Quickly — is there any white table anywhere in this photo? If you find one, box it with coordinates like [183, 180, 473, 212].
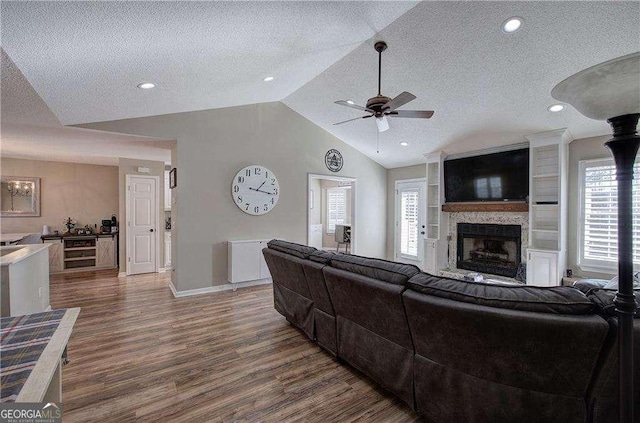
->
[0, 233, 34, 245]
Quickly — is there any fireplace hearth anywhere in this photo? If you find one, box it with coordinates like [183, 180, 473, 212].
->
[457, 223, 522, 278]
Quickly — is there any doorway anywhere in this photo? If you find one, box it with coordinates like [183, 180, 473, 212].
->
[125, 174, 160, 275]
[307, 174, 357, 254]
[394, 178, 426, 268]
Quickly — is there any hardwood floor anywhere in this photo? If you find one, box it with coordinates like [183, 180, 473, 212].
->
[50, 270, 422, 422]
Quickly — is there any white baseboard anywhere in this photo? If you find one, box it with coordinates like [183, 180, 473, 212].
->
[118, 272, 127, 278]
[169, 278, 272, 298]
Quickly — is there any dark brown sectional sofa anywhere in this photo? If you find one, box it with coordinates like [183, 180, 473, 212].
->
[262, 239, 640, 423]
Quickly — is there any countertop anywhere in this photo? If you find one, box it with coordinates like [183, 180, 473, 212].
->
[0, 244, 50, 267]
[41, 233, 118, 240]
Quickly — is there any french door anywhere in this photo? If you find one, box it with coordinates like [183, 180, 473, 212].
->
[395, 179, 426, 268]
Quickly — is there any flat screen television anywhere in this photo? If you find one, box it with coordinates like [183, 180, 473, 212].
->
[444, 148, 529, 203]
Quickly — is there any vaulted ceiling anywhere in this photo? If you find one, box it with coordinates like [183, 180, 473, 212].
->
[2, 1, 638, 168]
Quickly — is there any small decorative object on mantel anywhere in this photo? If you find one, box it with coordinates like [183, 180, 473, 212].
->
[169, 168, 177, 189]
[325, 149, 343, 172]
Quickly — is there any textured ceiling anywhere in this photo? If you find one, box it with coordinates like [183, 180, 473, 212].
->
[1, 50, 173, 166]
[2, 1, 638, 168]
[1, 1, 418, 125]
[283, 1, 640, 167]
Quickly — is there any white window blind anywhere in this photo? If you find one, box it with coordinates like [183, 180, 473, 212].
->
[400, 190, 419, 257]
[579, 158, 640, 272]
[326, 188, 346, 234]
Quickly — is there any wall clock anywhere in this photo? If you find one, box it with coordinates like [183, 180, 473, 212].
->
[231, 165, 280, 215]
[325, 149, 343, 172]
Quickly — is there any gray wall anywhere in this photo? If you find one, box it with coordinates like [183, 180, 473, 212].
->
[81, 102, 387, 292]
[386, 164, 426, 260]
[118, 158, 166, 274]
[567, 134, 614, 279]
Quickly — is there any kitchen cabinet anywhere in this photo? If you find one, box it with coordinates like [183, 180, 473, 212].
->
[42, 235, 117, 273]
[164, 232, 171, 268]
[96, 236, 116, 268]
[44, 238, 64, 273]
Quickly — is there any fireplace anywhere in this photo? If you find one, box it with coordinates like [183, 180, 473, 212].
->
[456, 223, 522, 278]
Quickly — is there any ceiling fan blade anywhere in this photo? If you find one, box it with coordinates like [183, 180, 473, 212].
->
[334, 100, 370, 112]
[387, 110, 434, 119]
[333, 114, 373, 126]
[382, 91, 416, 111]
[376, 116, 390, 132]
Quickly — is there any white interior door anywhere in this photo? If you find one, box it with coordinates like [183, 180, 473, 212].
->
[127, 175, 158, 275]
[395, 179, 426, 268]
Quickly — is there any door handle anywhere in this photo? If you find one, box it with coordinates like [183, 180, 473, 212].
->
[150, 229, 154, 232]
[420, 231, 425, 235]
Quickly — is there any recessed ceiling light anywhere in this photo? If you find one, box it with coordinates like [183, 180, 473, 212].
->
[263, 76, 274, 82]
[548, 104, 565, 113]
[137, 82, 155, 90]
[346, 100, 355, 105]
[400, 141, 409, 147]
[502, 17, 523, 34]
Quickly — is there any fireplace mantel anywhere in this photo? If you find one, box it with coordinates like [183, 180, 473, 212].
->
[442, 202, 529, 213]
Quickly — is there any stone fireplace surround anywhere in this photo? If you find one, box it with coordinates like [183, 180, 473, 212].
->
[446, 211, 529, 275]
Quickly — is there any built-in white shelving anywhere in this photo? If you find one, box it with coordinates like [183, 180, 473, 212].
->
[525, 129, 572, 286]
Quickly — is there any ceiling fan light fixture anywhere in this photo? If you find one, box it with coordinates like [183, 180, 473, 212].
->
[502, 17, 523, 34]
[400, 141, 409, 147]
[376, 116, 390, 132]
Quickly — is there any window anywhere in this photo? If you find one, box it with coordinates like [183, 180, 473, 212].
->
[578, 158, 640, 273]
[326, 188, 347, 234]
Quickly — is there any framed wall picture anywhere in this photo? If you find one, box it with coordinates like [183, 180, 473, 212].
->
[169, 168, 177, 189]
[1, 176, 41, 217]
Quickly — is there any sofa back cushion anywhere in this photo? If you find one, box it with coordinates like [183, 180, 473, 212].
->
[329, 254, 420, 286]
[403, 289, 610, 421]
[323, 267, 413, 349]
[407, 273, 594, 315]
[301, 260, 334, 315]
[263, 248, 310, 298]
[267, 239, 316, 259]
[308, 250, 335, 264]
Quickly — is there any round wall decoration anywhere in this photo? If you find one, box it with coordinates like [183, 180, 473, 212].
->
[325, 149, 343, 172]
[231, 165, 280, 215]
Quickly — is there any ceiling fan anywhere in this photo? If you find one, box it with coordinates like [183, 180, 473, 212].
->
[334, 41, 434, 133]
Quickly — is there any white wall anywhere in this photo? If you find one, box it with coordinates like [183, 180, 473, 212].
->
[80, 102, 387, 291]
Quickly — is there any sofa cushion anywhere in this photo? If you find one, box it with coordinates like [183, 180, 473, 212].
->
[587, 289, 640, 318]
[267, 239, 316, 259]
[573, 279, 609, 294]
[328, 254, 420, 285]
[407, 273, 594, 315]
[308, 250, 335, 264]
